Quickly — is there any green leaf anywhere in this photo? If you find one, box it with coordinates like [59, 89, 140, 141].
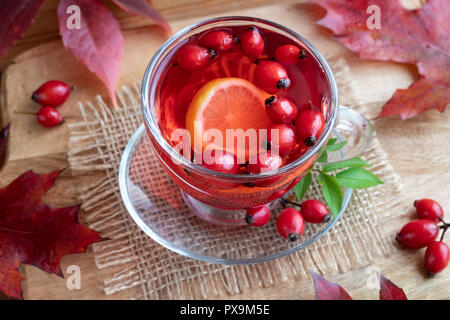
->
[326, 140, 347, 152]
[327, 138, 338, 146]
[317, 173, 343, 217]
[318, 151, 328, 163]
[294, 171, 312, 202]
[321, 157, 371, 173]
[336, 167, 383, 189]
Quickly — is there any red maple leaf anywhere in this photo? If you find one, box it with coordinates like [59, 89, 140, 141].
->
[378, 273, 407, 300]
[0, 170, 103, 299]
[310, 271, 353, 300]
[311, 0, 450, 119]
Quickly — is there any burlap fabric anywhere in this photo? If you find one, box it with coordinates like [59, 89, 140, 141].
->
[68, 56, 407, 299]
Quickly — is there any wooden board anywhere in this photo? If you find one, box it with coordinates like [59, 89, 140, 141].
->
[1, 0, 449, 300]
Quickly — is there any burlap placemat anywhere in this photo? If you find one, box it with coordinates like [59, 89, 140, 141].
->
[68, 56, 407, 299]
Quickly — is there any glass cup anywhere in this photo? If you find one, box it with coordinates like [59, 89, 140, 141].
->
[141, 17, 372, 226]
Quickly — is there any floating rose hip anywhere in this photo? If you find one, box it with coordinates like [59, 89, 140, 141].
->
[295, 109, 325, 147]
[37, 106, 64, 127]
[240, 26, 264, 58]
[31, 80, 73, 107]
[177, 44, 216, 71]
[276, 208, 305, 241]
[199, 30, 235, 52]
[267, 123, 296, 157]
[275, 44, 302, 66]
[245, 205, 271, 226]
[246, 151, 284, 187]
[265, 96, 298, 124]
[396, 219, 439, 249]
[301, 199, 331, 223]
[201, 149, 239, 174]
[415, 199, 444, 221]
[425, 241, 450, 277]
[255, 60, 290, 93]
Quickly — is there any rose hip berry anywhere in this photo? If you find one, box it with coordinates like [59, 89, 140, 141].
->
[247, 151, 283, 174]
[199, 30, 235, 52]
[201, 149, 240, 174]
[301, 199, 331, 223]
[276, 208, 305, 241]
[246, 151, 284, 186]
[396, 219, 439, 249]
[425, 241, 450, 276]
[240, 26, 264, 58]
[268, 123, 297, 157]
[275, 44, 301, 66]
[177, 44, 216, 71]
[414, 199, 444, 221]
[295, 109, 325, 147]
[245, 205, 271, 226]
[37, 106, 64, 127]
[265, 96, 298, 124]
[255, 61, 290, 93]
[31, 80, 72, 107]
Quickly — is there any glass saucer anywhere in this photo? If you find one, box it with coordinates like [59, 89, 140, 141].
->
[118, 125, 352, 265]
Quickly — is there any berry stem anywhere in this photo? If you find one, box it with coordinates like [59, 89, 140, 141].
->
[280, 197, 302, 208]
[440, 228, 447, 242]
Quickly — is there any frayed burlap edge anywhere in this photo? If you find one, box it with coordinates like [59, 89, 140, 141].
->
[67, 56, 407, 299]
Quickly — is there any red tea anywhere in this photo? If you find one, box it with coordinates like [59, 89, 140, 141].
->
[147, 24, 331, 209]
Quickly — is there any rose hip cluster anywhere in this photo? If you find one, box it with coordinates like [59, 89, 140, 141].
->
[177, 27, 325, 176]
[396, 199, 449, 277]
[16, 80, 72, 127]
[245, 198, 331, 241]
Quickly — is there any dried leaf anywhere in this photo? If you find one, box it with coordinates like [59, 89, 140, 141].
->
[312, 0, 449, 119]
[112, 0, 171, 33]
[379, 273, 408, 300]
[0, 170, 103, 299]
[57, 0, 124, 109]
[310, 271, 353, 300]
[0, 123, 10, 168]
[0, 0, 45, 58]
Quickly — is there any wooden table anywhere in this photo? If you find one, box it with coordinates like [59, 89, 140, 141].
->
[1, 0, 449, 300]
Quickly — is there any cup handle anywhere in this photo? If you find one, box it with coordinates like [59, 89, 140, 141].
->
[323, 105, 373, 164]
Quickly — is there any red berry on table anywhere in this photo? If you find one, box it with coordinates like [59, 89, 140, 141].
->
[265, 96, 298, 124]
[275, 44, 301, 66]
[396, 219, 439, 249]
[276, 208, 305, 241]
[415, 199, 444, 221]
[245, 205, 271, 226]
[425, 241, 450, 276]
[240, 26, 264, 58]
[37, 106, 64, 127]
[31, 80, 72, 107]
[177, 44, 216, 71]
[255, 60, 290, 93]
[268, 123, 296, 157]
[295, 109, 325, 147]
[301, 199, 331, 223]
[201, 149, 239, 174]
[199, 30, 234, 52]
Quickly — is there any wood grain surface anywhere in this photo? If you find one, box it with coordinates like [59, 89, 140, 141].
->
[0, 0, 449, 300]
